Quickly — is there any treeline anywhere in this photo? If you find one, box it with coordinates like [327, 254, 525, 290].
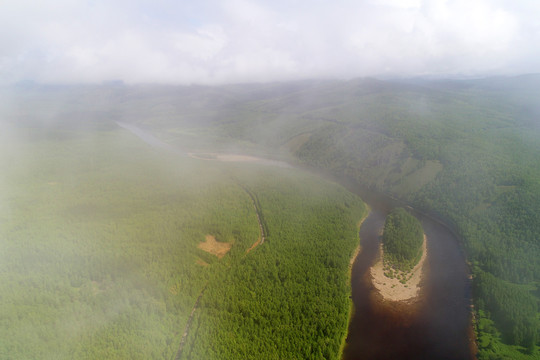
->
[235, 181, 270, 239]
[382, 208, 423, 272]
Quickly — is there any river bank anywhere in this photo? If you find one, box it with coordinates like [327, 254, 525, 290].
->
[338, 208, 370, 359]
[343, 206, 473, 360]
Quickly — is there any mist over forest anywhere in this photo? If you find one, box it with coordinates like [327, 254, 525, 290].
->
[2, 0, 540, 358]
[1, 74, 539, 359]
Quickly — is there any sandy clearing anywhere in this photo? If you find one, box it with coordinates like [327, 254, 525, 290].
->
[188, 152, 260, 163]
[370, 234, 427, 302]
[216, 154, 260, 162]
[197, 235, 232, 258]
[188, 152, 291, 168]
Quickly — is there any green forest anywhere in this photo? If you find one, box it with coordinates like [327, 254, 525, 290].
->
[382, 208, 423, 272]
[0, 119, 365, 359]
[285, 80, 540, 358]
[1, 75, 539, 359]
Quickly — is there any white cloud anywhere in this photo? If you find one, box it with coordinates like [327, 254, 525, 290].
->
[0, 0, 538, 84]
[172, 26, 228, 61]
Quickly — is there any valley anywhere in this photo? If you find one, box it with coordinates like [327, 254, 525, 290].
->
[1, 75, 539, 359]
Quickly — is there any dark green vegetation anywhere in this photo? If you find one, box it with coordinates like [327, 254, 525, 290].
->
[382, 208, 423, 272]
[2, 74, 539, 358]
[0, 118, 365, 358]
[474, 270, 538, 359]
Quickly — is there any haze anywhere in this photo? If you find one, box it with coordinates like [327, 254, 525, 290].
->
[1, 0, 539, 85]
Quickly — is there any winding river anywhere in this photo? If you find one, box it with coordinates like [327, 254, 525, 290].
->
[118, 122, 474, 359]
[340, 185, 475, 359]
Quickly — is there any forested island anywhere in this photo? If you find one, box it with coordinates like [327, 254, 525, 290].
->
[382, 208, 424, 272]
[370, 208, 427, 302]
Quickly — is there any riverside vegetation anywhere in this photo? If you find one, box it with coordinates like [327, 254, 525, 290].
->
[2, 75, 539, 358]
[0, 119, 365, 359]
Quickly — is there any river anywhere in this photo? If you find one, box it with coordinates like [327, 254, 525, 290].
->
[117, 122, 474, 359]
[341, 185, 474, 360]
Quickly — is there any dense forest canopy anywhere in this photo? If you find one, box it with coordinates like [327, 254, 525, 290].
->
[382, 208, 423, 272]
[0, 120, 365, 359]
[1, 74, 539, 358]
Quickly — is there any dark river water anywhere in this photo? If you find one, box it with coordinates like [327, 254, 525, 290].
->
[341, 186, 475, 360]
[118, 123, 475, 360]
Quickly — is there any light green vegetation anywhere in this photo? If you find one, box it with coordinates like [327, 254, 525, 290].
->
[0, 118, 365, 359]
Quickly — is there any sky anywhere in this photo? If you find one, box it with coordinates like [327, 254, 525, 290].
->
[1, 0, 539, 85]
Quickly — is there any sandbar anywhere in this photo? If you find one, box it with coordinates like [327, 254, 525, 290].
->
[370, 234, 427, 302]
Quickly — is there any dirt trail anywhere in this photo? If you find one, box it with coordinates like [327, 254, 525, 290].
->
[237, 183, 266, 248]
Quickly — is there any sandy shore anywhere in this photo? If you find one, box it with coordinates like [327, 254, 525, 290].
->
[370, 234, 427, 302]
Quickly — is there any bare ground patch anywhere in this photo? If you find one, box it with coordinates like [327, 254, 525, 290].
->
[198, 235, 232, 258]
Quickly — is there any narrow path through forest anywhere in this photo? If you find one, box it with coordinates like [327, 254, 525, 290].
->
[237, 183, 266, 245]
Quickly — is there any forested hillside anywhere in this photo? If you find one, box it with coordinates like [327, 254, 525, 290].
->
[2, 74, 539, 358]
[288, 77, 540, 358]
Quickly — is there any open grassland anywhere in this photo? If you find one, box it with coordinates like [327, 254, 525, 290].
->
[0, 121, 365, 359]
